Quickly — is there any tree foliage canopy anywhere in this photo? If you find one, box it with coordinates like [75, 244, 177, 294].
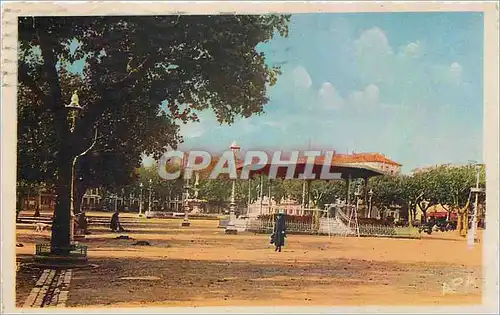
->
[367, 165, 486, 220]
[18, 14, 290, 184]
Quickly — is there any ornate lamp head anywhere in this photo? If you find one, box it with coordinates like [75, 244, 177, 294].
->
[65, 90, 84, 132]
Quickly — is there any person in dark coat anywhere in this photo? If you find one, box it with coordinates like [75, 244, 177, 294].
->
[110, 209, 125, 232]
[77, 210, 90, 235]
[270, 212, 286, 252]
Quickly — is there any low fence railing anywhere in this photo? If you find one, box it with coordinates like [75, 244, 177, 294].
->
[357, 225, 420, 238]
[246, 220, 317, 234]
[35, 243, 88, 257]
[244, 216, 420, 239]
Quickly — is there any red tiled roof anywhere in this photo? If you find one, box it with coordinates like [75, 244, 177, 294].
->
[185, 152, 401, 168]
[332, 153, 402, 166]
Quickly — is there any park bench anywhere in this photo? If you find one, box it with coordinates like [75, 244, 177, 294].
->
[16, 217, 53, 224]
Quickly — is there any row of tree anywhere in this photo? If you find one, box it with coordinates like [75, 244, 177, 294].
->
[18, 155, 486, 225]
[111, 163, 486, 223]
[371, 164, 485, 221]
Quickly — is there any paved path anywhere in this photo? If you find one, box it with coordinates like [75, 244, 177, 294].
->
[23, 269, 72, 308]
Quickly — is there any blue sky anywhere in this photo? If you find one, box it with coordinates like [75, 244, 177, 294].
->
[61, 13, 482, 173]
[174, 12, 484, 173]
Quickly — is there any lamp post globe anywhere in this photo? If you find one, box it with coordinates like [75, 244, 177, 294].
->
[65, 91, 84, 132]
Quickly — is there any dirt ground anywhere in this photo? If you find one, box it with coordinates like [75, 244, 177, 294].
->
[16, 212, 483, 308]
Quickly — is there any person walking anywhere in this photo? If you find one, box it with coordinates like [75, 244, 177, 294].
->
[270, 211, 287, 252]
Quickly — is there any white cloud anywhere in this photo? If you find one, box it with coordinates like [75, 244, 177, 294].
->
[428, 62, 464, 86]
[292, 65, 313, 89]
[364, 84, 380, 104]
[178, 110, 220, 139]
[318, 82, 344, 109]
[353, 26, 466, 104]
[355, 27, 393, 57]
[348, 84, 380, 107]
[317, 82, 380, 110]
[447, 62, 463, 86]
[348, 90, 363, 106]
[354, 28, 394, 84]
[450, 62, 462, 73]
[449, 62, 462, 77]
[400, 41, 421, 57]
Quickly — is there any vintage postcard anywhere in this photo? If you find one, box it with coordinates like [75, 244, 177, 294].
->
[1, 1, 499, 314]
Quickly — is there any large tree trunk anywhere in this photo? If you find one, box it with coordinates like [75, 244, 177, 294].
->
[400, 202, 409, 222]
[37, 19, 74, 255]
[50, 157, 72, 255]
[462, 213, 469, 236]
[408, 202, 416, 222]
[457, 214, 463, 235]
[34, 188, 41, 217]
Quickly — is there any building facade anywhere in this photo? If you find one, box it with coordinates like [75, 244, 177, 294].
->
[247, 196, 305, 217]
[82, 188, 103, 209]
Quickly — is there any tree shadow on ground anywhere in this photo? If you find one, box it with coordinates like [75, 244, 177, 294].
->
[66, 256, 482, 307]
[78, 234, 348, 252]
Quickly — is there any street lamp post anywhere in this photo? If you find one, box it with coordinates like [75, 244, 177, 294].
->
[138, 183, 143, 217]
[148, 179, 153, 214]
[368, 189, 373, 219]
[247, 178, 251, 216]
[225, 141, 240, 235]
[66, 92, 83, 243]
[181, 162, 191, 227]
[65, 91, 98, 244]
[467, 164, 484, 248]
[259, 176, 264, 215]
[352, 184, 361, 237]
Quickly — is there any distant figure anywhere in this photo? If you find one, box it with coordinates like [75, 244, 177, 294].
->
[328, 204, 337, 219]
[34, 205, 41, 217]
[270, 212, 287, 252]
[110, 209, 125, 232]
[77, 210, 90, 235]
